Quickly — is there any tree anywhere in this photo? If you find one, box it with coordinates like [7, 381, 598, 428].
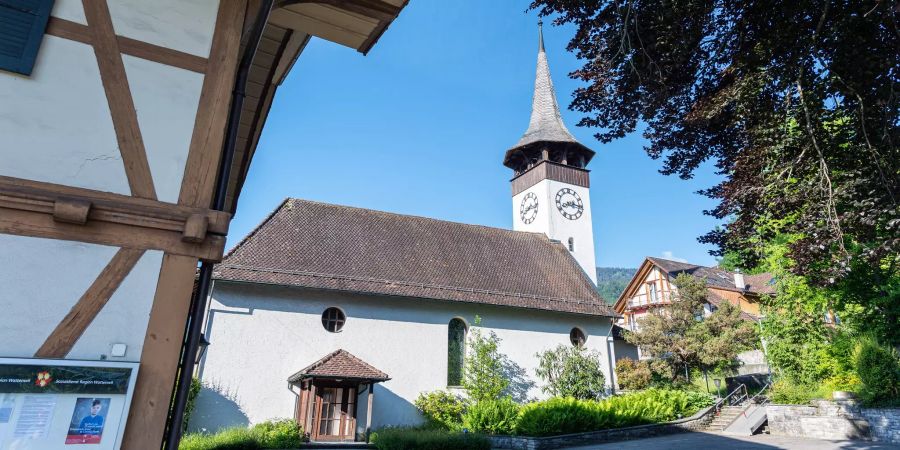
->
[528, 0, 899, 291]
[624, 274, 757, 379]
[535, 344, 606, 399]
[692, 301, 759, 371]
[463, 317, 509, 402]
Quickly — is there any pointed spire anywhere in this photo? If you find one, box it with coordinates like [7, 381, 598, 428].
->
[516, 22, 579, 147]
[503, 22, 595, 170]
[538, 20, 545, 53]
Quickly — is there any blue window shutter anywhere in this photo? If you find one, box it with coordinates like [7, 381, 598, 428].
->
[0, 0, 55, 76]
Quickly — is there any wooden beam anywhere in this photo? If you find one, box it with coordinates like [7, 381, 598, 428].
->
[121, 254, 198, 449]
[0, 207, 225, 261]
[53, 198, 92, 224]
[178, 0, 247, 208]
[45, 17, 208, 73]
[278, 0, 402, 22]
[82, 0, 157, 200]
[0, 176, 230, 235]
[35, 247, 145, 358]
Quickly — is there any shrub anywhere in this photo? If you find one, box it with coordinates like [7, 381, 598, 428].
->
[514, 389, 707, 437]
[464, 318, 508, 402]
[535, 345, 606, 399]
[250, 419, 304, 448]
[370, 427, 491, 450]
[179, 419, 303, 450]
[414, 391, 468, 430]
[462, 398, 520, 435]
[180, 427, 256, 450]
[854, 335, 900, 406]
[615, 358, 651, 390]
[184, 377, 203, 433]
[683, 391, 715, 412]
[768, 378, 829, 404]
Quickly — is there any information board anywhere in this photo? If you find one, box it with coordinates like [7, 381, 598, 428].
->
[0, 358, 139, 450]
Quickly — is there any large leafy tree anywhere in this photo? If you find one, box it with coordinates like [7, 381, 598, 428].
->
[528, 0, 899, 290]
[624, 274, 758, 377]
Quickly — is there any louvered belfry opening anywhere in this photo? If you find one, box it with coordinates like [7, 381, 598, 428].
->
[504, 22, 594, 177]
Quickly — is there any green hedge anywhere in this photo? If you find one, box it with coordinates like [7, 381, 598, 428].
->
[179, 419, 303, 450]
[515, 389, 713, 437]
[462, 398, 520, 435]
[370, 428, 490, 450]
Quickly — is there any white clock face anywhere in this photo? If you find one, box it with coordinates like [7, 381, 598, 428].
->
[520, 192, 538, 224]
[555, 188, 584, 220]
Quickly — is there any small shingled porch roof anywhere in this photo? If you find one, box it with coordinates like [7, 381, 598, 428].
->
[288, 349, 390, 383]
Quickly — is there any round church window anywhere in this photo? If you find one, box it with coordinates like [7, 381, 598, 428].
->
[570, 327, 586, 347]
[322, 307, 346, 332]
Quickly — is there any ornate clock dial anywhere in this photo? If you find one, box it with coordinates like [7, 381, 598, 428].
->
[519, 192, 538, 224]
[555, 188, 584, 220]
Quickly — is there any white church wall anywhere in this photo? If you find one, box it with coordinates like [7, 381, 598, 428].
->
[192, 281, 616, 434]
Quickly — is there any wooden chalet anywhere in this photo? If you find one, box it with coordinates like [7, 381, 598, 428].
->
[614, 257, 775, 333]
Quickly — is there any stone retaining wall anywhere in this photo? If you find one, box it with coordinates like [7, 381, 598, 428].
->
[767, 400, 900, 444]
[488, 407, 715, 450]
[860, 408, 900, 444]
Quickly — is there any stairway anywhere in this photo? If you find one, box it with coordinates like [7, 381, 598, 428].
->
[707, 405, 746, 431]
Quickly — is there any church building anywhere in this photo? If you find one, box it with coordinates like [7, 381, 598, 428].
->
[192, 25, 617, 442]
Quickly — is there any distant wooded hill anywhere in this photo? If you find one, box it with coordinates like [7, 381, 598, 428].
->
[595, 267, 637, 304]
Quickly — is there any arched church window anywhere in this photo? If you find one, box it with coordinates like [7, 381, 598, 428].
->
[447, 318, 467, 386]
[568, 237, 575, 252]
[570, 327, 587, 347]
[321, 307, 345, 332]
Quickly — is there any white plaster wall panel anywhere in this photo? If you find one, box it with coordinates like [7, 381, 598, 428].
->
[0, 235, 118, 357]
[0, 36, 130, 195]
[68, 250, 163, 361]
[193, 283, 614, 433]
[107, 0, 220, 58]
[51, 0, 87, 24]
[123, 56, 203, 203]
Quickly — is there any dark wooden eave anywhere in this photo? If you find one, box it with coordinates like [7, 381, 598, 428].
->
[221, 0, 409, 214]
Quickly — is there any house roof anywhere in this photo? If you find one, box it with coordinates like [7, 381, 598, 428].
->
[288, 349, 390, 382]
[645, 257, 775, 294]
[214, 199, 616, 317]
[613, 257, 775, 313]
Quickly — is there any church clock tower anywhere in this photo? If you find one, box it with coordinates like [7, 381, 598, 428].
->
[506, 23, 598, 284]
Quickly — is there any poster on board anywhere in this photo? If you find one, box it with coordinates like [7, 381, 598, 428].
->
[0, 359, 138, 450]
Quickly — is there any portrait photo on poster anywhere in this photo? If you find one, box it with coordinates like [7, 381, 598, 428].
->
[65, 398, 110, 445]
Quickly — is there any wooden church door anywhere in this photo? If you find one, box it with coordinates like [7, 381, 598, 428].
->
[312, 384, 357, 441]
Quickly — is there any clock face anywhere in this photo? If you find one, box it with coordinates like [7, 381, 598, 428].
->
[520, 192, 538, 224]
[555, 188, 584, 220]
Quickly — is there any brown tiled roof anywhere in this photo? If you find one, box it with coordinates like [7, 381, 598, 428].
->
[288, 349, 389, 382]
[646, 257, 774, 295]
[706, 291, 759, 322]
[215, 199, 616, 317]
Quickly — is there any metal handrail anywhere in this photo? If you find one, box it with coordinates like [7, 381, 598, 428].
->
[713, 383, 749, 415]
[750, 382, 771, 404]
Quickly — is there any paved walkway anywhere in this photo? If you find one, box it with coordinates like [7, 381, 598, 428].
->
[561, 432, 900, 450]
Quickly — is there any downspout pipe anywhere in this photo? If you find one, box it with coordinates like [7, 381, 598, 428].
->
[163, 1, 275, 448]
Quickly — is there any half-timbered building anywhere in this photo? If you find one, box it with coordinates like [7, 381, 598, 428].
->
[0, 1, 407, 448]
[612, 257, 775, 365]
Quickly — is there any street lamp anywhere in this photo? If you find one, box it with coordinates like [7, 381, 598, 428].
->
[195, 334, 210, 365]
[713, 378, 722, 400]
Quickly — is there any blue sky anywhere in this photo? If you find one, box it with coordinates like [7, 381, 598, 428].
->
[229, 1, 725, 268]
